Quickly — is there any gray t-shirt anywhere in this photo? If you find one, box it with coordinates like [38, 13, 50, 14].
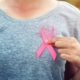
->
[0, 2, 80, 80]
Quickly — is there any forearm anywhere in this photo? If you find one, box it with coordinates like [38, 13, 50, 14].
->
[72, 70, 80, 80]
[64, 62, 80, 80]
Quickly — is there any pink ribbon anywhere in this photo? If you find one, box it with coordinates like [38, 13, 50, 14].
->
[36, 27, 57, 60]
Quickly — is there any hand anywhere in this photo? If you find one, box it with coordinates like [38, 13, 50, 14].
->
[72, 70, 80, 80]
[48, 37, 80, 68]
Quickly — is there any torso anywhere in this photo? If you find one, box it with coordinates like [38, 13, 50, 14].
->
[0, 1, 79, 80]
[0, 1, 64, 20]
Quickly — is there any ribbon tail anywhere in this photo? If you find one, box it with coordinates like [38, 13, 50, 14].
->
[47, 45, 56, 60]
[36, 43, 46, 58]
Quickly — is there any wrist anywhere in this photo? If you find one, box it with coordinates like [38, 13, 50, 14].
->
[71, 70, 80, 80]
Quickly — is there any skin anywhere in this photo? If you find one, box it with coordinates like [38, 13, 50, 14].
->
[0, 0, 57, 20]
[48, 37, 80, 80]
[0, 0, 80, 79]
[48, 37, 80, 67]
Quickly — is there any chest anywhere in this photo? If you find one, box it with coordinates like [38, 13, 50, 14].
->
[0, 21, 69, 70]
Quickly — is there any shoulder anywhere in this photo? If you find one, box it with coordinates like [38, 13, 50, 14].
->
[60, 1, 80, 24]
[59, 1, 80, 13]
[58, 1, 80, 19]
[54, 1, 80, 39]
[56, 1, 80, 29]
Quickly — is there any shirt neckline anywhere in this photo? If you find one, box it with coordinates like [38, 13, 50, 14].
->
[0, 2, 65, 23]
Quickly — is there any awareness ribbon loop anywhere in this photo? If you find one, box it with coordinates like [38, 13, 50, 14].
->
[36, 27, 57, 60]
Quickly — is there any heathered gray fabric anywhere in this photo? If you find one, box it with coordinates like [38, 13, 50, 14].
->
[0, 2, 80, 80]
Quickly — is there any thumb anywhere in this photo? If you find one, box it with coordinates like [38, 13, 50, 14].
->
[48, 38, 56, 44]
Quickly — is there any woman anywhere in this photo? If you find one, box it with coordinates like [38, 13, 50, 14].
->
[0, 0, 80, 80]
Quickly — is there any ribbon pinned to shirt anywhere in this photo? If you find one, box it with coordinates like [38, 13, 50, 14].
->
[36, 27, 57, 60]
